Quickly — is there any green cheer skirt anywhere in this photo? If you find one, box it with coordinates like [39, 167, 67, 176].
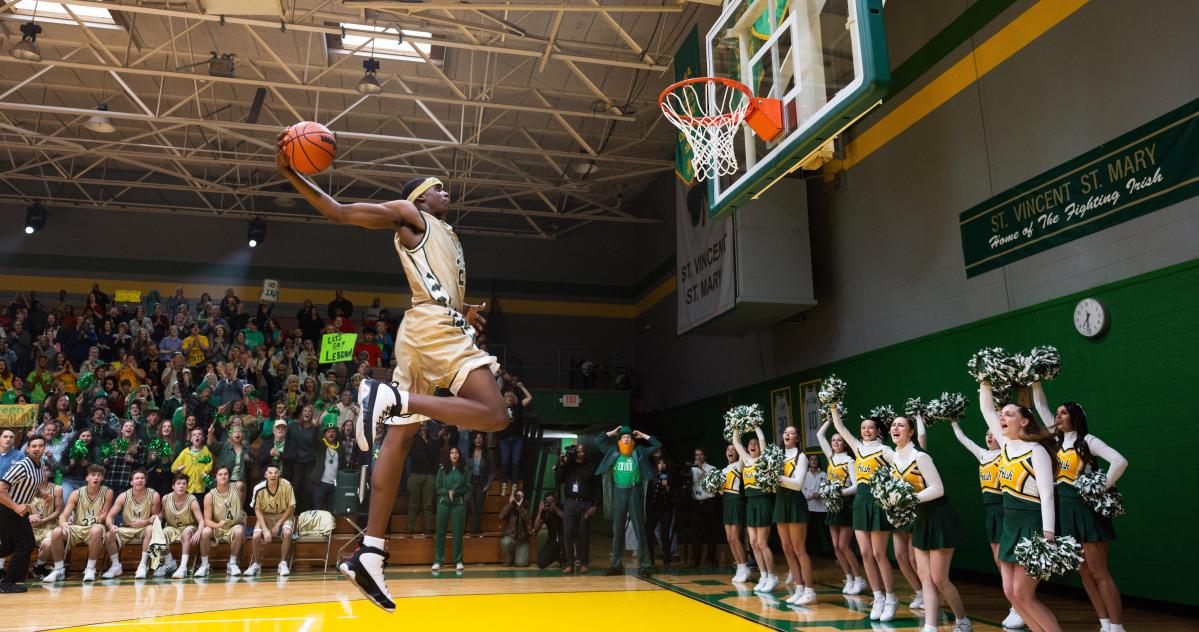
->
[982, 493, 1004, 544]
[998, 495, 1044, 563]
[1056, 483, 1116, 543]
[852, 483, 893, 532]
[826, 501, 854, 526]
[722, 492, 745, 526]
[745, 493, 774, 528]
[913, 496, 961, 551]
[773, 487, 809, 524]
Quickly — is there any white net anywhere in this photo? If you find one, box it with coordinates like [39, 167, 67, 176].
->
[660, 79, 750, 181]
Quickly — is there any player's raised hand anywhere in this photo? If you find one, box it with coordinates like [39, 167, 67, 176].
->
[464, 302, 487, 332]
[275, 129, 291, 172]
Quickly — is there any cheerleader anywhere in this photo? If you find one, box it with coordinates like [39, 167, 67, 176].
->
[720, 444, 750, 583]
[774, 425, 816, 605]
[817, 419, 865, 595]
[950, 416, 1025, 629]
[889, 420, 927, 613]
[1033, 384, 1129, 632]
[888, 416, 972, 632]
[980, 382, 1061, 632]
[830, 406, 899, 621]
[731, 425, 778, 593]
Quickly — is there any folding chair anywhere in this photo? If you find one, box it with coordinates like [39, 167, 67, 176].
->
[290, 510, 335, 574]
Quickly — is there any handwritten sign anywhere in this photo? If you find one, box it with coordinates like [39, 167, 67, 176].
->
[114, 289, 142, 303]
[319, 333, 357, 364]
[960, 99, 1199, 277]
[260, 279, 280, 303]
[0, 404, 39, 428]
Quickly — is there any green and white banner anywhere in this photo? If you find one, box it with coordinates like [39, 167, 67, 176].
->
[673, 26, 701, 184]
[960, 98, 1199, 277]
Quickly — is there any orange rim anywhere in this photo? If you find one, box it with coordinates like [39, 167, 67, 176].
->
[659, 76, 753, 126]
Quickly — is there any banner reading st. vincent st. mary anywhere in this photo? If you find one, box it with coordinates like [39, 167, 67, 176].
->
[960, 99, 1199, 277]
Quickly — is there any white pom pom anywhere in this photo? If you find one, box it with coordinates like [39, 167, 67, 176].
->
[754, 444, 786, 492]
[817, 477, 844, 514]
[723, 404, 764, 442]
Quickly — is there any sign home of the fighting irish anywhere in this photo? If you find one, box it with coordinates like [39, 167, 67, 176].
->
[959, 99, 1198, 277]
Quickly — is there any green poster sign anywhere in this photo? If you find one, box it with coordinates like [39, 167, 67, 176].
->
[960, 98, 1199, 277]
[319, 332, 357, 364]
[673, 27, 701, 184]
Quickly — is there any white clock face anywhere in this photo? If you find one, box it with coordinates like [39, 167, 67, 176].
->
[1073, 298, 1107, 338]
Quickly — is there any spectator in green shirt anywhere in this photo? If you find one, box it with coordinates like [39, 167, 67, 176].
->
[241, 320, 265, 352]
[433, 447, 470, 572]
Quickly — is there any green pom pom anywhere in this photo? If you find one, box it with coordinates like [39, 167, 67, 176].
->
[753, 444, 786, 493]
[76, 372, 94, 391]
[870, 473, 917, 527]
[1014, 534, 1083, 581]
[700, 467, 725, 495]
[197, 454, 212, 464]
[202, 474, 215, 491]
[967, 347, 1020, 385]
[818, 375, 846, 406]
[69, 439, 90, 462]
[867, 404, 897, 428]
[904, 397, 927, 419]
[722, 404, 764, 442]
[817, 476, 844, 514]
[927, 392, 967, 425]
[114, 438, 129, 454]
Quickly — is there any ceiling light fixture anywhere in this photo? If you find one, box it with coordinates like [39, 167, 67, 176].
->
[24, 201, 47, 235]
[11, 21, 43, 62]
[247, 217, 266, 248]
[207, 51, 236, 78]
[84, 102, 115, 134]
[357, 57, 383, 95]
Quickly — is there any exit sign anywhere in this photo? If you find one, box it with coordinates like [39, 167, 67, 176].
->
[559, 394, 582, 408]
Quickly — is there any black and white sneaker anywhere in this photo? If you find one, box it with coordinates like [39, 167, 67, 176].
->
[356, 379, 409, 450]
[339, 543, 395, 613]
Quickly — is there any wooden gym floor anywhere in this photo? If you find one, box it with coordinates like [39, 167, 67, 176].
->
[2, 537, 1195, 632]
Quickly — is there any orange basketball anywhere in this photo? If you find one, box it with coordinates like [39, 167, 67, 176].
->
[283, 121, 336, 175]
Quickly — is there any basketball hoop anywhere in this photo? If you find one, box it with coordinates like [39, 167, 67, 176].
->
[659, 77, 783, 181]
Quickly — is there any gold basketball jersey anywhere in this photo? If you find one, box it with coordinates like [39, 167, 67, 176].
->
[73, 486, 108, 527]
[395, 211, 467, 313]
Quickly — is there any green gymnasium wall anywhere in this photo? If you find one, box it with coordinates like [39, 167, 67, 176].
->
[659, 257, 1199, 607]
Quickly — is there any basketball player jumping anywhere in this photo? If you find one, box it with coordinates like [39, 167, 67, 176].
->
[276, 134, 508, 611]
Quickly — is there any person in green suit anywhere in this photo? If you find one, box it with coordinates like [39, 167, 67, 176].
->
[587, 425, 661, 578]
[433, 446, 469, 572]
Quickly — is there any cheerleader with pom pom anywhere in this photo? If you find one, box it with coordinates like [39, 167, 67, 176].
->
[949, 417, 1025, 629]
[829, 406, 901, 622]
[886, 416, 973, 632]
[1049, 400, 1129, 632]
[773, 425, 817, 605]
[980, 382, 1062, 632]
[718, 444, 751, 584]
[817, 419, 865, 596]
[731, 425, 778, 593]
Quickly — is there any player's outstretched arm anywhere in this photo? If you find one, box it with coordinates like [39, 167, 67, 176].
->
[275, 132, 420, 231]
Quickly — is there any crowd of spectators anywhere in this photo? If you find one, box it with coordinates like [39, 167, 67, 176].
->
[0, 285, 548, 581]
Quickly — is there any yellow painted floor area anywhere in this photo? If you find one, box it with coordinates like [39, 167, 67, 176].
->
[52, 589, 764, 632]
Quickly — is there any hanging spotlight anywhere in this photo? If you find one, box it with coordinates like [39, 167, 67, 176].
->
[11, 22, 43, 62]
[207, 51, 236, 78]
[24, 201, 47, 235]
[84, 102, 116, 134]
[357, 58, 383, 95]
[247, 217, 266, 248]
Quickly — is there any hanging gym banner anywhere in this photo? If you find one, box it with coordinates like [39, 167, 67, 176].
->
[673, 26, 700, 184]
[960, 98, 1199, 277]
[677, 182, 736, 334]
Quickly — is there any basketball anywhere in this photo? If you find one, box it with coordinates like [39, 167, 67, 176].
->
[282, 121, 336, 175]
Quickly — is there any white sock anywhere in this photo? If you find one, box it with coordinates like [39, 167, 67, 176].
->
[229, 557, 238, 566]
[165, 553, 175, 564]
[956, 618, 970, 624]
[873, 590, 884, 600]
[54, 561, 65, 570]
[201, 556, 209, 565]
[0, 558, 5, 570]
[180, 555, 189, 567]
[110, 554, 120, 565]
[363, 535, 386, 551]
[914, 590, 923, 598]
[1099, 619, 1111, 632]
[885, 593, 897, 602]
[845, 574, 853, 583]
[140, 552, 149, 565]
[86, 560, 97, 570]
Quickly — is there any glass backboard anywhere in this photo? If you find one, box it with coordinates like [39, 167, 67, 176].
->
[705, 0, 889, 217]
